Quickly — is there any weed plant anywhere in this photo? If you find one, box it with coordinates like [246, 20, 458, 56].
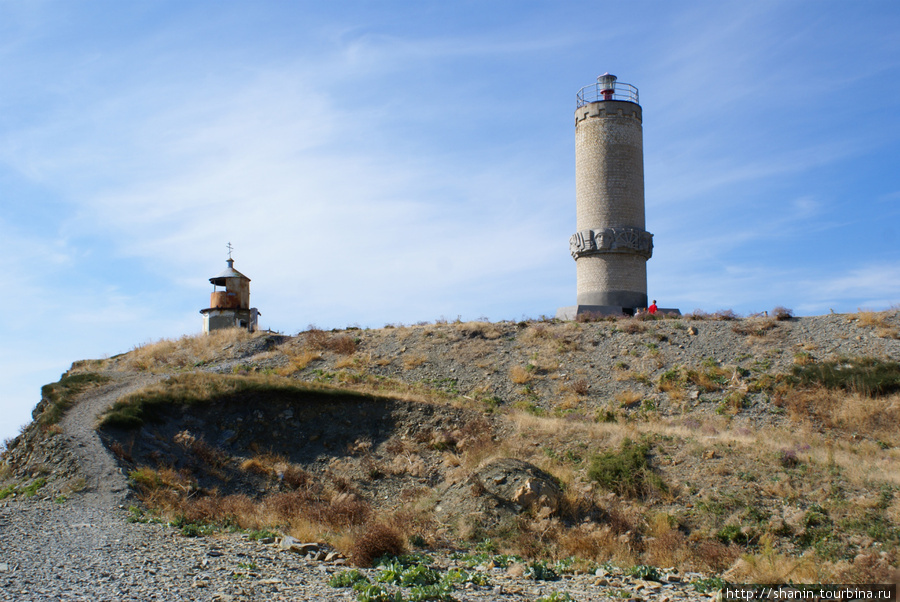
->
[588, 438, 666, 498]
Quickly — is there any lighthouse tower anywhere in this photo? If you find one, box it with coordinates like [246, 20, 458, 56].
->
[557, 73, 654, 319]
[200, 247, 260, 333]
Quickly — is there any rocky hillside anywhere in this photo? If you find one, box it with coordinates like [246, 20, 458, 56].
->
[2, 309, 900, 598]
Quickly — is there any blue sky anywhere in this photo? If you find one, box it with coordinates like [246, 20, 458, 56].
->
[2, 0, 899, 442]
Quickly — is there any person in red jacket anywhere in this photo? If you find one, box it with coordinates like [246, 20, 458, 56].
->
[648, 300, 658, 315]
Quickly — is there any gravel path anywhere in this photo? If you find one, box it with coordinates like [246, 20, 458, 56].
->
[0, 375, 719, 601]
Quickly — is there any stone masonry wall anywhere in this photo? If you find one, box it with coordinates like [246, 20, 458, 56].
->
[574, 101, 644, 232]
[574, 100, 648, 307]
[576, 254, 648, 307]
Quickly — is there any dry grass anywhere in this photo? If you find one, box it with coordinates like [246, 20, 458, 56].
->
[615, 390, 642, 406]
[529, 354, 560, 374]
[851, 310, 900, 339]
[619, 319, 646, 334]
[780, 386, 900, 441]
[449, 338, 498, 364]
[173, 430, 227, 468]
[121, 329, 259, 372]
[349, 523, 406, 567]
[453, 321, 503, 340]
[732, 317, 778, 338]
[724, 536, 822, 583]
[519, 324, 551, 344]
[509, 365, 534, 384]
[687, 366, 730, 392]
[335, 353, 370, 370]
[855, 310, 892, 328]
[303, 329, 358, 355]
[401, 354, 427, 370]
[238, 452, 287, 477]
[793, 351, 814, 366]
[566, 378, 590, 396]
[279, 350, 322, 374]
[643, 513, 688, 567]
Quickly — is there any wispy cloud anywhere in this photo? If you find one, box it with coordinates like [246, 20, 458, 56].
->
[2, 1, 900, 442]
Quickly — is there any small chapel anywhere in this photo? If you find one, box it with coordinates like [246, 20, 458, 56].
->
[200, 246, 260, 333]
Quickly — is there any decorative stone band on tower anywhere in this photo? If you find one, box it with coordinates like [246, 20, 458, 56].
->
[558, 73, 656, 319]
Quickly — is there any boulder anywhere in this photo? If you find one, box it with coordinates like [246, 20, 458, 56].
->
[435, 458, 563, 530]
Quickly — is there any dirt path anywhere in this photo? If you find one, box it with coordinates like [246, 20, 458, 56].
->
[60, 374, 161, 506]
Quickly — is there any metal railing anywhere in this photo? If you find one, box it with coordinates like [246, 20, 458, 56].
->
[576, 81, 639, 107]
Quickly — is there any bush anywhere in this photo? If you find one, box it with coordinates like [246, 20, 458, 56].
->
[791, 357, 900, 397]
[772, 306, 793, 321]
[351, 523, 407, 567]
[628, 564, 662, 581]
[588, 438, 666, 498]
[716, 524, 749, 545]
[524, 561, 559, 581]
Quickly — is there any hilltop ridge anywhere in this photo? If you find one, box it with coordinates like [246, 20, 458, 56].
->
[2, 310, 899, 599]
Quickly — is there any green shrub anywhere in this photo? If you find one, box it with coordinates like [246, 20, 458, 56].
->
[791, 357, 900, 397]
[716, 524, 749, 545]
[693, 577, 727, 593]
[247, 529, 278, 541]
[588, 438, 666, 498]
[524, 561, 559, 581]
[22, 477, 46, 498]
[329, 569, 371, 588]
[628, 564, 661, 581]
[171, 515, 215, 537]
[378, 562, 441, 588]
[407, 582, 454, 601]
[355, 583, 403, 602]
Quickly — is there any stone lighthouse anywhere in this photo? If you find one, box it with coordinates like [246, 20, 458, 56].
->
[200, 247, 260, 333]
[557, 73, 655, 319]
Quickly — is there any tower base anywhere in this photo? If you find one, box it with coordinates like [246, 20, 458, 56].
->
[556, 305, 630, 320]
[556, 305, 681, 321]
